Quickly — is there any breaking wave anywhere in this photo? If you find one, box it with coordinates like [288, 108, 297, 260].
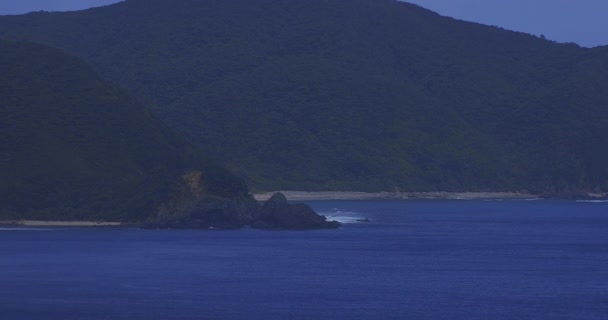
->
[321, 208, 368, 224]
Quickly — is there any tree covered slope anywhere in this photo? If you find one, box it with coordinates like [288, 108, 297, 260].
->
[1, 0, 607, 192]
[0, 40, 248, 221]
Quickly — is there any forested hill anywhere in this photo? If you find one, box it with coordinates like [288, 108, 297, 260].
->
[0, 40, 248, 221]
[1, 0, 607, 192]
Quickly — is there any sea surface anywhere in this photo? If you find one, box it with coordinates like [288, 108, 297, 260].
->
[1, 200, 607, 320]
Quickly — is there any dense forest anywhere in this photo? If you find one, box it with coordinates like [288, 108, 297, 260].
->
[1, 0, 607, 192]
[0, 39, 248, 221]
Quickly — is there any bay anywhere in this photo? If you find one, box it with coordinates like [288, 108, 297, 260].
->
[1, 200, 607, 319]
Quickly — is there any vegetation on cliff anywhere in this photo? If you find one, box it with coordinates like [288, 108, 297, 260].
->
[0, 39, 249, 221]
[1, 0, 607, 192]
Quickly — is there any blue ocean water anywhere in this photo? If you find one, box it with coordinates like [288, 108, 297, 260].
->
[1, 200, 607, 320]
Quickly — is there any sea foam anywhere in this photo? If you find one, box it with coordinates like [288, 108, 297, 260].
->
[321, 208, 367, 224]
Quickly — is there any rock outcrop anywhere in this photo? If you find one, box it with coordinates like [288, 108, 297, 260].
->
[143, 170, 258, 229]
[145, 190, 340, 230]
[252, 193, 341, 230]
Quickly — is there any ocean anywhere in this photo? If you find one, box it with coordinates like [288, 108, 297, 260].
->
[1, 200, 607, 319]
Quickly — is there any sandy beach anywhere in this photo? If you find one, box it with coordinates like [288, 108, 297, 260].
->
[0, 220, 123, 227]
[254, 191, 537, 201]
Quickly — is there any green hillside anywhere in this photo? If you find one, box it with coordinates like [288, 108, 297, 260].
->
[1, 0, 607, 192]
[0, 40, 248, 221]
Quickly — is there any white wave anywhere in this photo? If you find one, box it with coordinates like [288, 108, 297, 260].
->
[320, 209, 369, 224]
[324, 215, 366, 224]
[576, 200, 608, 203]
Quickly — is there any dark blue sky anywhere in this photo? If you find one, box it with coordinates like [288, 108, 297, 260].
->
[0, 0, 606, 47]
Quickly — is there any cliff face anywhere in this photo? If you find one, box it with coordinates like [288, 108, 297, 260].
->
[181, 171, 206, 198]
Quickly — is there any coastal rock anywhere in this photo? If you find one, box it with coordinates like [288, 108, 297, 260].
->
[145, 191, 339, 230]
[188, 198, 244, 229]
[252, 192, 341, 230]
[251, 220, 272, 229]
[145, 196, 260, 229]
[143, 167, 261, 229]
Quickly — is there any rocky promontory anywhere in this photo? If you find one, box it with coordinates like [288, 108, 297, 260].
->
[144, 182, 340, 230]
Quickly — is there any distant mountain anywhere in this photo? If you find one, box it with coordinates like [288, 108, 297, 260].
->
[0, 39, 249, 221]
[1, 0, 607, 192]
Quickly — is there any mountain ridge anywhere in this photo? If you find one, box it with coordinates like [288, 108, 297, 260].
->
[1, 0, 607, 192]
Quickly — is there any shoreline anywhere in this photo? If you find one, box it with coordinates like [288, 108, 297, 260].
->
[253, 191, 539, 201]
[3, 191, 605, 227]
[0, 220, 124, 227]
